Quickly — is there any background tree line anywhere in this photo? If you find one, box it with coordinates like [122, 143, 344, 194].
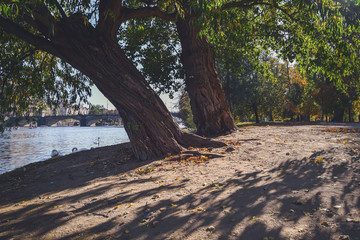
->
[179, 53, 360, 128]
[216, 54, 360, 124]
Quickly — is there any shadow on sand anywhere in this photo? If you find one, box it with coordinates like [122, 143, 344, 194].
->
[0, 141, 359, 240]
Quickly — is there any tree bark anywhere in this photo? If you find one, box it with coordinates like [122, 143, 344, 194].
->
[333, 109, 344, 122]
[269, 107, 274, 121]
[176, 17, 236, 137]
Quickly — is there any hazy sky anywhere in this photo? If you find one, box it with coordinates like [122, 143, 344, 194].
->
[87, 86, 179, 112]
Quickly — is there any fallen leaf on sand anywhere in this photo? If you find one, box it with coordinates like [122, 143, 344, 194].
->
[320, 221, 329, 226]
[346, 218, 359, 223]
[224, 210, 232, 215]
[197, 207, 206, 212]
[206, 226, 216, 231]
[188, 207, 206, 213]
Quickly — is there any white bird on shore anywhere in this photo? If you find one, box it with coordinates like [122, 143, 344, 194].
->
[72, 147, 88, 153]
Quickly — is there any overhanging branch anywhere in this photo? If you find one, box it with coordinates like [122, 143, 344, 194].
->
[0, 16, 60, 57]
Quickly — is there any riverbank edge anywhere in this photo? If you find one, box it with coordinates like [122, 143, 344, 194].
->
[0, 142, 133, 182]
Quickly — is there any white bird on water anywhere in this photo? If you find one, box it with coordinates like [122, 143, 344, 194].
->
[93, 137, 100, 146]
[51, 149, 62, 158]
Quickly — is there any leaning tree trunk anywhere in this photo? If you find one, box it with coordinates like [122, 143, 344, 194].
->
[176, 17, 236, 137]
[45, 16, 225, 160]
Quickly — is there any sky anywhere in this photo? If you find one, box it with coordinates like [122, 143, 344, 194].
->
[87, 86, 180, 112]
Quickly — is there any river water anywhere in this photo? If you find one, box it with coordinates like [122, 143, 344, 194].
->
[0, 126, 129, 175]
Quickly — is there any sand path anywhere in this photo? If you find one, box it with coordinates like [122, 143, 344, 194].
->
[1, 124, 359, 240]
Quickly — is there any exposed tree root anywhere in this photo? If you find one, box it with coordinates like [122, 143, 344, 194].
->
[181, 150, 224, 158]
[178, 132, 228, 148]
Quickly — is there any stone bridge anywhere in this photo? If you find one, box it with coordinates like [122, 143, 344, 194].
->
[7, 114, 122, 127]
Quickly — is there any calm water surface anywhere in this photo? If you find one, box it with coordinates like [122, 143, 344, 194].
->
[0, 126, 129, 175]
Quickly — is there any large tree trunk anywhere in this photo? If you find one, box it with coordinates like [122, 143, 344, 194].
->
[176, 17, 236, 137]
[333, 109, 344, 122]
[269, 107, 274, 121]
[348, 98, 352, 123]
[46, 16, 225, 160]
[253, 103, 260, 123]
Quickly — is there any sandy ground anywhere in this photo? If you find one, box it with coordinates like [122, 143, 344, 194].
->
[0, 123, 360, 240]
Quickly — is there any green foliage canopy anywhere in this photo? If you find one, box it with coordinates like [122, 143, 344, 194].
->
[118, 0, 351, 98]
[89, 104, 107, 115]
[1, 0, 358, 126]
[119, 18, 183, 97]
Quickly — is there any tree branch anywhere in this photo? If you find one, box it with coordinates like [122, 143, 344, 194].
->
[54, 0, 67, 19]
[0, 16, 60, 57]
[97, 0, 122, 39]
[120, 6, 177, 22]
[97, 0, 176, 39]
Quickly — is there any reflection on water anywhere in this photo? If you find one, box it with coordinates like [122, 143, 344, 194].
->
[0, 126, 129, 175]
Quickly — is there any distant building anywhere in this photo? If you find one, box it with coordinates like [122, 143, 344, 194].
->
[40, 103, 89, 116]
[106, 109, 119, 115]
[78, 105, 89, 115]
[40, 106, 53, 117]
